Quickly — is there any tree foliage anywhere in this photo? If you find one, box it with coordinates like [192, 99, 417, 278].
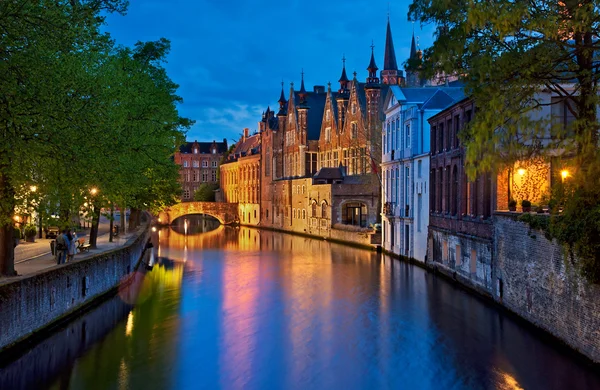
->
[194, 183, 219, 202]
[408, 0, 600, 282]
[0, 0, 191, 274]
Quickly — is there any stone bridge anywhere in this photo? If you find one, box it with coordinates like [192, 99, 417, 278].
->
[157, 202, 238, 225]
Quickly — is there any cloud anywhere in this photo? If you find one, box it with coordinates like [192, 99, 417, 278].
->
[104, 0, 434, 142]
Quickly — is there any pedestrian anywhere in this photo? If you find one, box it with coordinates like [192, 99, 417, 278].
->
[55, 229, 68, 265]
[67, 229, 77, 262]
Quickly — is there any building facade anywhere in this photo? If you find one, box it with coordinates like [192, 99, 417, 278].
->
[381, 87, 464, 261]
[220, 129, 261, 225]
[174, 139, 228, 201]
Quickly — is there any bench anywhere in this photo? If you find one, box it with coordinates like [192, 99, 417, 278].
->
[77, 238, 91, 253]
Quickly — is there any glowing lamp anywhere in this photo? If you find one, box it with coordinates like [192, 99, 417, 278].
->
[30, 185, 37, 192]
[517, 169, 526, 176]
[561, 170, 569, 180]
[90, 188, 98, 195]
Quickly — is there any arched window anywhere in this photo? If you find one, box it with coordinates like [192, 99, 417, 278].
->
[312, 202, 317, 217]
[431, 169, 436, 213]
[321, 202, 327, 219]
[452, 165, 458, 216]
[302, 209, 306, 219]
[438, 169, 443, 212]
[446, 168, 451, 214]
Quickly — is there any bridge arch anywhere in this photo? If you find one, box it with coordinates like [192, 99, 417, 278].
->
[157, 202, 238, 226]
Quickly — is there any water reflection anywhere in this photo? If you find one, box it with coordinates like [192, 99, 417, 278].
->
[170, 215, 220, 236]
[2, 226, 599, 390]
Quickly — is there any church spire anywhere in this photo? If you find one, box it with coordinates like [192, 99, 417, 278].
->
[410, 31, 417, 60]
[383, 18, 398, 71]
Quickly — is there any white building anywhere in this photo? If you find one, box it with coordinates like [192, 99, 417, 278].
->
[381, 86, 464, 262]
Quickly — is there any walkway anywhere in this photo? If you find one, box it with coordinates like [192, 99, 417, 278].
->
[5, 216, 136, 279]
[13, 231, 136, 276]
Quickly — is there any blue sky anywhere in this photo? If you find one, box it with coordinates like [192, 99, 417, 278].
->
[104, 0, 434, 144]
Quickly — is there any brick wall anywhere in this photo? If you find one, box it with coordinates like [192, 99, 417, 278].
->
[494, 213, 600, 362]
[428, 227, 494, 293]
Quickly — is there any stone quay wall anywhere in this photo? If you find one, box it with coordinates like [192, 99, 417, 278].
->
[494, 214, 600, 363]
[0, 221, 151, 352]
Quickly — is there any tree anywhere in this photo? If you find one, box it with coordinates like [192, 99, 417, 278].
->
[409, 0, 600, 281]
[194, 184, 219, 202]
[0, 1, 190, 274]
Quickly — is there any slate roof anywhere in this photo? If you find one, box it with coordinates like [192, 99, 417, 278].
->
[293, 90, 327, 141]
[314, 167, 344, 180]
[421, 90, 457, 111]
[179, 140, 228, 154]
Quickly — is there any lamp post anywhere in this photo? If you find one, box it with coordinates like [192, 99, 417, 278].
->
[29, 185, 43, 239]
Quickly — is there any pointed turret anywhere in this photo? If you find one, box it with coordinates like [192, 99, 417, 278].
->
[366, 42, 380, 86]
[338, 55, 350, 94]
[299, 69, 308, 105]
[277, 81, 287, 117]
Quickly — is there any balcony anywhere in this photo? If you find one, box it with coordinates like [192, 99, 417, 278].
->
[383, 202, 396, 217]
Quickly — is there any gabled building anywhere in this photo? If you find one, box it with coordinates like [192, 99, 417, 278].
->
[174, 139, 228, 201]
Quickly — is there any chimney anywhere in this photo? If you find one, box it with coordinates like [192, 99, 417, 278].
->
[243, 128, 249, 142]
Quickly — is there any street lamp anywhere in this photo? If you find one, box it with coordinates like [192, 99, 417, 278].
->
[90, 187, 98, 196]
[561, 169, 569, 181]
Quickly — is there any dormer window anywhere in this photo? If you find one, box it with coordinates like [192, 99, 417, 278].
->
[194, 148, 198, 154]
[212, 148, 216, 154]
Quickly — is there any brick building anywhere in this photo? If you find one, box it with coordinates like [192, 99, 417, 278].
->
[174, 139, 228, 201]
[427, 94, 560, 291]
[220, 129, 261, 225]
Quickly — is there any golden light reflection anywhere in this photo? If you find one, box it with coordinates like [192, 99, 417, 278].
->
[125, 312, 134, 336]
[494, 369, 525, 390]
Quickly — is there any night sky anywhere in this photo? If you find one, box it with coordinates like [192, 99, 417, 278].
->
[104, 0, 434, 144]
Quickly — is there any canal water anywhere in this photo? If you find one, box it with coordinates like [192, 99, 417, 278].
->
[1, 215, 599, 390]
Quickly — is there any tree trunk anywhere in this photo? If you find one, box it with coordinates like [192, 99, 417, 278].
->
[109, 205, 114, 243]
[129, 208, 140, 231]
[121, 203, 126, 235]
[0, 171, 16, 276]
[89, 202, 101, 249]
[0, 224, 16, 276]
